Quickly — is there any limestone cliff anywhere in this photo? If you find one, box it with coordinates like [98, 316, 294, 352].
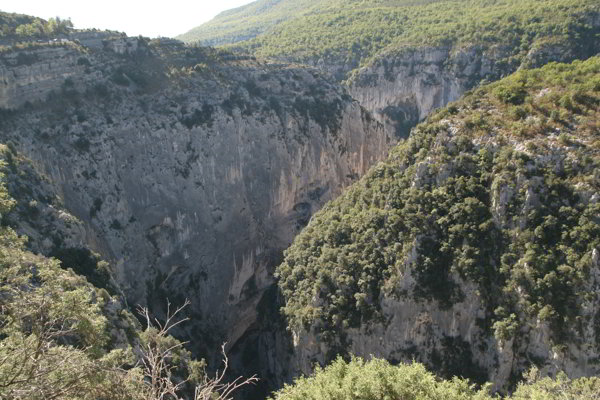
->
[348, 36, 600, 139]
[0, 35, 387, 394]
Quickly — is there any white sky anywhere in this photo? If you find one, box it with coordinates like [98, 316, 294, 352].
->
[1, 0, 255, 38]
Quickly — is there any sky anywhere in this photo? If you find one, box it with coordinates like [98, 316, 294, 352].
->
[1, 0, 255, 38]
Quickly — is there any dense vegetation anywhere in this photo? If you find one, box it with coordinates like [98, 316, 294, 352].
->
[0, 12, 72, 38]
[277, 56, 600, 347]
[271, 357, 600, 400]
[177, 0, 316, 45]
[181, 0, 599, 79]
[178, 0, 447, 46]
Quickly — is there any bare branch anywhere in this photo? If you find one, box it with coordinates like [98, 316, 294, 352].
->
[136, 300, 257, 400]
[194, 343, 258, 400]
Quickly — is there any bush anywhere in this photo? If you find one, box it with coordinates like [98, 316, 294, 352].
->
[494, 84, 527, 105]
[271, 357, 490, 400]
[511, 369, 600, 400]
[271, 357, 600, 400]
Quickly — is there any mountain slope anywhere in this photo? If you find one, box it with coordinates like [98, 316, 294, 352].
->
[181, 0, 598, 74]
[178, 0, 448, 47]
[180, 0, 600, 138]
[177, 0, 315, 46]
[277, 56, 600, 388]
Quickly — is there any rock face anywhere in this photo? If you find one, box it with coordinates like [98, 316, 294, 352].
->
[292, 271, 600, 392]
[0, 45, 91, 109]
[0, 32, 141, 110]
[0, 36, 387, 393]
[348, 38, 600, 139]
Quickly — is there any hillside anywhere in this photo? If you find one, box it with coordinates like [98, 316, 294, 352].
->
[277, 56, 600, 388]
[177, 0, 315, 46]
[180, 0, 599, 74]
[180, 0, 600, 139]
[178, 1, 450, 48]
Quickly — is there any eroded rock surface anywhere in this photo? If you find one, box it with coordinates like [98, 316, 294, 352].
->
[348, 38, 600, 139]
[0, 37, 387, 393]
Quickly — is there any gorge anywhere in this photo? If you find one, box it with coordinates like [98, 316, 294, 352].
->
[1, 1, 599, 399]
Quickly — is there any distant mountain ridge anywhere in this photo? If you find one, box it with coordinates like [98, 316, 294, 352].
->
[178, 0, 599, 69]
[177, 0, 445, 47]
[177, 0, 306, 45]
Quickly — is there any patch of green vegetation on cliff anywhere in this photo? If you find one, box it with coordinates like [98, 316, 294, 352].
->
[0, 11, 72, 38]
[271, 356, 600, 400]
[181, 0, 599, 79]
[277, 56, 600, 345]
[0, 11, 42, 36]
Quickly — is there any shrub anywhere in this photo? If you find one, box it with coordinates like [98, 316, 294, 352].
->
[270, 357, 490, 400]
[271, 358, 600, 400]
[494, 84, 527, 105]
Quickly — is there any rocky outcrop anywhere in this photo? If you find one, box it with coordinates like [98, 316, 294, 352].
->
[349, 46, 475, 138]
[348, 37, 600, 139]
[0, 45, 92, 109]
[0, 33, 142, 109]
[0, 37, 387, 394]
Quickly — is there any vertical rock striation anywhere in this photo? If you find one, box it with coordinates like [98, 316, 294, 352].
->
[0, 37, 388, 393]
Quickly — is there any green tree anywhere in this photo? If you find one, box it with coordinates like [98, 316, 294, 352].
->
[0, 169, 138, 399]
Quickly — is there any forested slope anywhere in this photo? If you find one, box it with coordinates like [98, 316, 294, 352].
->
[277, 56, 600, 387]
[177, 0, 315, 46]
[181, 0, 599, 77]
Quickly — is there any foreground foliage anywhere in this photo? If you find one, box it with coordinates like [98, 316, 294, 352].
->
[271, 357, 600, 400]
[0, 166, 135, 399]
